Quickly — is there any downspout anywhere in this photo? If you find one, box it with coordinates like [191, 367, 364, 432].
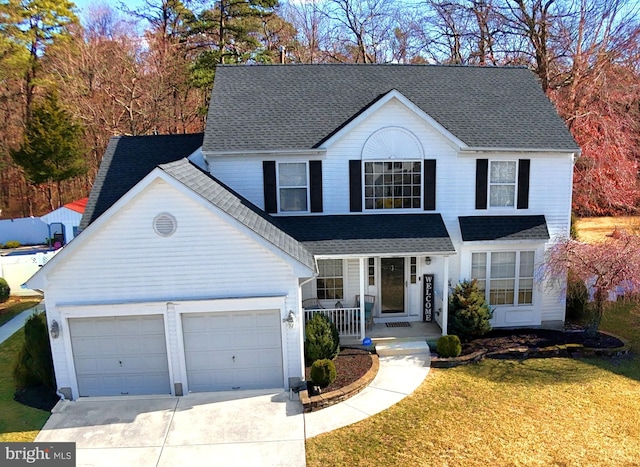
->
[359, 257, 366, 340]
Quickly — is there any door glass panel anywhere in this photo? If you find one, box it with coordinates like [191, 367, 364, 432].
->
[381, 258, 404, 313]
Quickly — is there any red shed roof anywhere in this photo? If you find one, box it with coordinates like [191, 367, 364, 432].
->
[64, 197, 88, 214]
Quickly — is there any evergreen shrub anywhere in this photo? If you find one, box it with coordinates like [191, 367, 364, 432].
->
[436, 335, 462, 357]
[310, 359, 337, 388]
[304, 313, 340, 364]
[449, 279, 493, 342]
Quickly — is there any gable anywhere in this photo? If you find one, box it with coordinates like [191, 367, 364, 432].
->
[203, 64, 580, 154]
[37, 178, 311, 302]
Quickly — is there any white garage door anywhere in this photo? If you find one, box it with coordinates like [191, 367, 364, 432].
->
[69, 315, 171, 397]
[182, 310, 284, 392]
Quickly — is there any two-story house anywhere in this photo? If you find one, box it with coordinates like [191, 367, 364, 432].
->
[27, 64, 580, 400]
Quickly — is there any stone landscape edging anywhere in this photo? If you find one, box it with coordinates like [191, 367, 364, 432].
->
[430, 330, 631, 368]
[300, 354, 379, 413]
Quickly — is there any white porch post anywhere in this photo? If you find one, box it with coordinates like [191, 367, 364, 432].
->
[441, 255, 450, 336]
[359, 256, 366, 340]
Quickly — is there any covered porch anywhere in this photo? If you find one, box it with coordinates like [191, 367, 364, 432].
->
[282, 213, 457, 341]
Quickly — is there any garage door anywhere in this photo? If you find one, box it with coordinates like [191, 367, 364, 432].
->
[69, 315, 170, 397]
[182, 310, 283, 392]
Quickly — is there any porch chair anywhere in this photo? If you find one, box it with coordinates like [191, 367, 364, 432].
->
[355, 294, 375, 329]
[302, 298, 324, 310]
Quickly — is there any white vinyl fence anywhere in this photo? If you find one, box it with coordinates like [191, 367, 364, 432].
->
[0, 251, 58, 296]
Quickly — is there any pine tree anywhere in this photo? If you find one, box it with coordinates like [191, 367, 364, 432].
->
[449, 279, 493, 342]
[11, 90, 87, 210]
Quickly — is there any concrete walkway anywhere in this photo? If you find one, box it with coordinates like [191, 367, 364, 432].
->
[304, 352, 431, 438]
[0, 301, 44, 344]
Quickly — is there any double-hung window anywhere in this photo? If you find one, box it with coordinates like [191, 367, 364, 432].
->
[489, 161, 517, 207]
[316, 259, 344, 300]
[278, 162, 308, 212]
[471, 251, 535, 306]
[364, 161, 421, 210]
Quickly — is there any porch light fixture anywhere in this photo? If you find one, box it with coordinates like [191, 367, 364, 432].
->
[50, 320, 60, 339]
[425, 257, 432, 265]
[283, 310, 296, 328]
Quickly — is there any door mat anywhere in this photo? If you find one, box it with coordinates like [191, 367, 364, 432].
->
[385, 322, 411, 328]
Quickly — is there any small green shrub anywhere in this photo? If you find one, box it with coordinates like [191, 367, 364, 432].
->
[4, 240, 20, 249]
[304, 313, 340, 364]
[13, 313, 55, 390]
[436, 335, 462, 357]
[0, 277, 9, 303]
[449, 279, 493, 342]
[310, 359, 337, 388]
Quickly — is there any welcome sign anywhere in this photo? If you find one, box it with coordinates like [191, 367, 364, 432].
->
[423, 274, 434, 322]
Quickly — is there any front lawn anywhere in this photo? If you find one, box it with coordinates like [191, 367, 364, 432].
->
[306, 301, 640, 466]
[0, 331, 51, 441]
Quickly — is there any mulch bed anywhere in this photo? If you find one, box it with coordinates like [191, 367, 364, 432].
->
[305, 347, 373, 395]
[459, 328, 625, 358]
[14, 386, 60, 412]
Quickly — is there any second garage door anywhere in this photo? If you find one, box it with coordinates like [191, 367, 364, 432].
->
[182, 310, 284, 392]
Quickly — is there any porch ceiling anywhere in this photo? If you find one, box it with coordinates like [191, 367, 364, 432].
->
[275, 213, 455, 256]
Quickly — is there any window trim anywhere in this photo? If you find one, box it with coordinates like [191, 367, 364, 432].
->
[316, 259, 345, 301]
[363, 160, 423, 211]
[488, 160, 518, 209]
[471, 250, 535, 307]
[276, 161, 310, 214]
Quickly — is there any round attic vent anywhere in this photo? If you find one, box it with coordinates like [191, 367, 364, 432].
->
[153, 213, 177, 237]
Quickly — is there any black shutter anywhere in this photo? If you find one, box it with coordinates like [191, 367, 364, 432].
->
[517, 159, 530, 209]
[263, 161, 277, 213]
[309, 160, 323, 213]
[423, 160, 436, 211]
[349, 160, 362, 212]
[475, 159, 488, 210]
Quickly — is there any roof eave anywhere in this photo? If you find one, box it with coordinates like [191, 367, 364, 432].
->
[203, 149, 327, 158]
[459, 146, 581, 155]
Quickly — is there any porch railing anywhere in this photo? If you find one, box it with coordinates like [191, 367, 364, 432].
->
[303, 308, 361, 338]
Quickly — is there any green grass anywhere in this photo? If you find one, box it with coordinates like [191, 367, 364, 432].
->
[0, 300, 40, 327]
[306, 300, 640, 466]
[0, 331, 51, 441]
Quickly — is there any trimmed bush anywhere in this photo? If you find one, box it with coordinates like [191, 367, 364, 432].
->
[304, 313, 340, 364]
[0, 277, 9, 303]
[310, 359, 337, 388]
[13, 313, 55, 390]
[436, 335, 462, 357]
[449, 279, 493, 342]
[4, 240, 20, 249]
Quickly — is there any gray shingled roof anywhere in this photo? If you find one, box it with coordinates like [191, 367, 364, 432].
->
[159, 159, 316, 271]
[458, 215, 550, 241]
[80, 134, 204, 230]
[275, 214, 455, 256]
[204, 64, 579, 153]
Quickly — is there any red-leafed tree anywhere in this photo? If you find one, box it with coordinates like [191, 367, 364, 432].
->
[545, 230, 640, 337]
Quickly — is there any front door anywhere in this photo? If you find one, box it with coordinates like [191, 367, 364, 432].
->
[381, 257, 405, 314]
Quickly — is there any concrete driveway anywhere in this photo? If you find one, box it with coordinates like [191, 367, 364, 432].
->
[36, 390, 305, 467]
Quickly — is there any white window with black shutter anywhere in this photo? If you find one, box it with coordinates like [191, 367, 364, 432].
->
[476, 159, 530, 210]
[263, 160, 323, 214]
